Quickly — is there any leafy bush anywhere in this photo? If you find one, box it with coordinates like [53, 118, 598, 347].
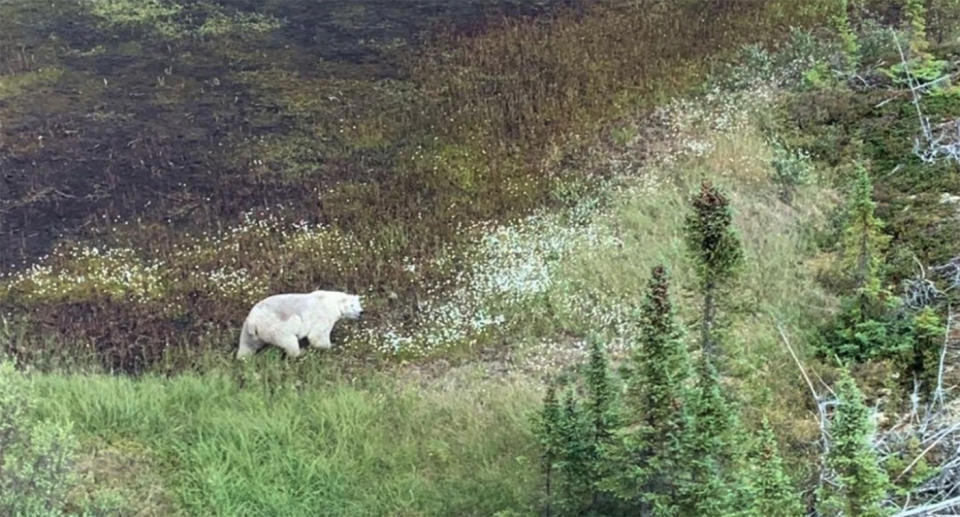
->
[0, 362, 78, 516]
[770, 140, 814, 202]
[857, 18, 902, 65]
[722, 44, 777, 90]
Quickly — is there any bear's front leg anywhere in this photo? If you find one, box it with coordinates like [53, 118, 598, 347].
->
[307, 324, 333, 350]
[275, 334, 303, 358]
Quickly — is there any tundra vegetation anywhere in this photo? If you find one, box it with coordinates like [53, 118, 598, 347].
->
[2, 0, 960, 515]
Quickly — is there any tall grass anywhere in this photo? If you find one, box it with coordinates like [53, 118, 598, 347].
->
[494, 111, 837, 467]
[27, 361, 540, 516]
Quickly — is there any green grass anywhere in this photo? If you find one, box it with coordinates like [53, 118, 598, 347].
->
[26, 361, 540, 516]
[509, 125, 835, 412]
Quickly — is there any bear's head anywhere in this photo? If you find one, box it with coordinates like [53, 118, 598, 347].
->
[341, 294, 363, 320]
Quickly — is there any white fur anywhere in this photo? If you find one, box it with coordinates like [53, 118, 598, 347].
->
[236, 290, 363, 359]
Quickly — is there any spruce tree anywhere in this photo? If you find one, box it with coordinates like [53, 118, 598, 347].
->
[829, 165, 893, 362]
[535, 383, 562, 517]
[833, 0, 860, 75]
[907, 307, 944, 397]
[584, 336, 617, 510]
[556, 388, 592, 516]
[684, 181, 743, 360]
[818, 372, 891, 517]
[747, 418, 804, 517]
[841, 165, 889, 308]
[613, 265, 691, 516]
[681, 357, 746, 517]
[585, 336, 616, 447]
[904, 0, 930, 56]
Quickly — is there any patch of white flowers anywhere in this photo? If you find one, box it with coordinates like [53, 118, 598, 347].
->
[351, 196, 622, 357]
[0, 206, 359, 310]
[0, 246, 165, 304]
[647, 85, 777, 167]
[381, 81, 788, 368]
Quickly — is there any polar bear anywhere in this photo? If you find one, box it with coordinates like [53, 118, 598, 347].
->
[236, 290, 363, 359]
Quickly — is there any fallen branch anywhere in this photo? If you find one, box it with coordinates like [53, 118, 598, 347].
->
[934, 305, 954, 406]
[892, 494, 960, 516]
[894, 420, 960, 482]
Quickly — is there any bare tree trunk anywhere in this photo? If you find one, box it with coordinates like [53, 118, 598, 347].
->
[544, 465, 552, 517]
[702, 282, 716, 358]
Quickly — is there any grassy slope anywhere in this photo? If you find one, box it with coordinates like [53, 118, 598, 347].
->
[30, 363, 539, 516]
[10, 82, 843, 514]
[16, 3, 960, 516]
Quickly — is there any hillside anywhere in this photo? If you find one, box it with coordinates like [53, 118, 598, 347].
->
[2, 1, 960, 516]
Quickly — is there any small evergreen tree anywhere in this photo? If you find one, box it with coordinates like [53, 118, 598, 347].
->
[681, 357, 747, 517]
[583, 336, 617, 510]
[841, 164, 890, 308]
[746, 418, 805, 517]
[611, 265, 691, 516]
[684, 181, 744, 360]
[535, 383, 562, 517]
[824, 164, 895, 362]
[833, 0, 861, 75]
[556, 388, 592, 516]
[818, 372, 891, 517]
[905, 307, 944, 398]
[929, 0, 960, 44]
[585, 336, 616, 447]
[903, 0, 929, 56]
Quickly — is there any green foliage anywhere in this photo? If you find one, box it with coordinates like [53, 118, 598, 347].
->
[885, 56, 951, 89]
[885, 435, 937, 498]
[903, 307, 944, 396]
[608, 266, 691, 515]
[584, 336, 617, 502]
[685, 181, 744, 358]
[745, 418, 805, 517]
[28, 364, 541, 516]
[0, 362, 78, 516]
[724, 44, 776, 90]
[87, 0, 184, 37]
[681, 358, 749, 517]
[770, 139, 813, 202]
[903, 0, 929, 56]
[87, 0, 281, 40]
[685, 181, 744, 294]
[628, 266, 691, 439]
[534, 383, 562, 516]
[817, 372, 892, 517]
[928, 0, 960, 43]
[842, 165, 891, 307]
[833, 0, 861, 74]
[803, 61, 834, 90]
[0, 67, 64, 102]
[857, 19, 903, 64]
[556, 388, 593, 516]
[820, 165, 901, 363]
[534, 263, 796, 517]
